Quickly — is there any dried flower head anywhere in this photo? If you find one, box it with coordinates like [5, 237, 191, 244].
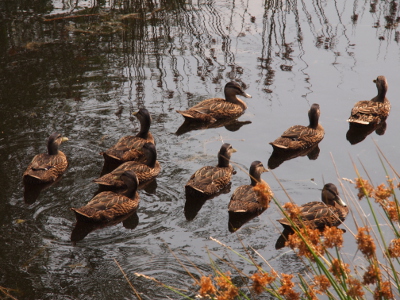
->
[373, 281, 394, 300]
[215, 272, 232, 291]
[278, 273, 300, 300]
[283, 202, 302, 221]
[286, 226, 324, 260]
[312, 274, 331, 293]
[216, 286, 238, 300]
[346, 278, 364, 298]
[355, 177, 374, 200]
[388, 238, 400, 257]
[385, 201, 400, 221]
[373, 183, 392, 203]
[251, 271, 276, 294]
[322, 226, 344, 248]
[356, 227, 376, 259]
[253, 182, 273, 209]
[199, 276, 216, 297]
[329, 258, 350, 280]
[362, 264, 381, 285]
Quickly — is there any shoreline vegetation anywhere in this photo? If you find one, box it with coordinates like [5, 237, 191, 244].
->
[118, 144, 400, 300]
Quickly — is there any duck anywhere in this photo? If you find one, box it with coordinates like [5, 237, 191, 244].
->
[102, 108, 155, 164]
[270, 103, 324, 151]
[71, 170, 140, 223]
[94, 143, 161, 188]
[277, 183, 348, 230]
[228, 161, 273, 214]
[185, 143, 237, 196]
[348, 76, 390, 125]
[23, 133, 69, 184]
[176, 81, 252, 123]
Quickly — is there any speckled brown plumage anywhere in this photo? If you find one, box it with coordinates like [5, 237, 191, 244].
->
[348, 76, 390, 125]
[270, 103, 324, 151]
[23, 133, 69, 184]
[94, 143, 161, 188]
[185, 143, 237, 196]
[71, 171, 140, 223]
[228, 161, 273, 214]
[278, 183, 348, 230]
[176, 81, 251, 123]
[102, 108, 155, 164]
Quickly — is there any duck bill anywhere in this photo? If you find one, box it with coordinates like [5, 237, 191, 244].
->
[242, 92, 252, 98]
[132, 111, 139, 116]
[262, 167, 269, 173]
[61, 137, 69, 142]
[336, 196, 347, 207]
[231, 148, 237, 153]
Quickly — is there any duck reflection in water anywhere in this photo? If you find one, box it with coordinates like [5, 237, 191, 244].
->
[176, 118, 251, 136]
[184, 183, 232, 221]
[71, 211, 139, 244]
[23, 177, 62, 204]
[346, 120, 387, 145]
[228, 161, 273, 232]
[268, 143, 320, 170]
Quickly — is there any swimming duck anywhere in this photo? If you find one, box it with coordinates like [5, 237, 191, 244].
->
[270, 103, 324, 151]
[94, 143, 161, 188]
[277, 183, 348, 230]
[102, 108, 155, 164]
[71, 170, 140, 223]
[348, 76, 390, 125]
[185, 143, 237, 196]
[23, 133, 69, 184]
[228, 161, 273, 214]
[176, 81, 252, 123]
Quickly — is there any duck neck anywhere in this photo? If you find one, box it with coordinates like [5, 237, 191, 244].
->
[124, 184, 138, 199]
[376, 85, 387, 102]
[47, 141, 59, 155]
[136, 120, 150, 139]
[225, 91, 247, 110]
[144, 149, 156, 168]
[218, 153, 230, 168]
[250, 172, 261, 186]
[309, 114, 319, 129]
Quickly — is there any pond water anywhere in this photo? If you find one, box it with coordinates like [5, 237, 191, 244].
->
[1, 0, 400, 299]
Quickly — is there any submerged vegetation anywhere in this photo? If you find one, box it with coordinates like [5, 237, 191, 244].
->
[124, 146, 400, 299]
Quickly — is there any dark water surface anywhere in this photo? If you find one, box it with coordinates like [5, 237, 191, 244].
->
[1, 0, 400, 299]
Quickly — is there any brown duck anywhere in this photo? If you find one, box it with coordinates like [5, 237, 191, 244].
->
[185, 143, 237, 196]
[348, 76, 390, 125]
[71, 170, 140, 223]
[277, 183, 348, 230]
[228, 161, 273, 214]
[94, 143, 161, 188]
[102, 108, 155, 164]
[270, 103, 324, 151]
[176, 81, 251, 123]
[23, 133, 69, 184]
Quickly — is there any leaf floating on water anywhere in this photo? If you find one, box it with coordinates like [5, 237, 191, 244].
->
[15, 219, 26, 224]
[68, 263, 87, 269]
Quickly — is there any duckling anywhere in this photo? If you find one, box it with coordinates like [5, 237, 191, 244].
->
[102, 108, 155, 164]
[348, 76, 390, 125]
[176, 81, 252, 123]
[94, 143, 161, 188]
[23, 133, 69, 184]
[277, 183, 348, 230]
[185, 143, 237, 196]
[228, 161, 273, 214]
[71, 170, 140, 223]
[270, 103, 324, 151]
